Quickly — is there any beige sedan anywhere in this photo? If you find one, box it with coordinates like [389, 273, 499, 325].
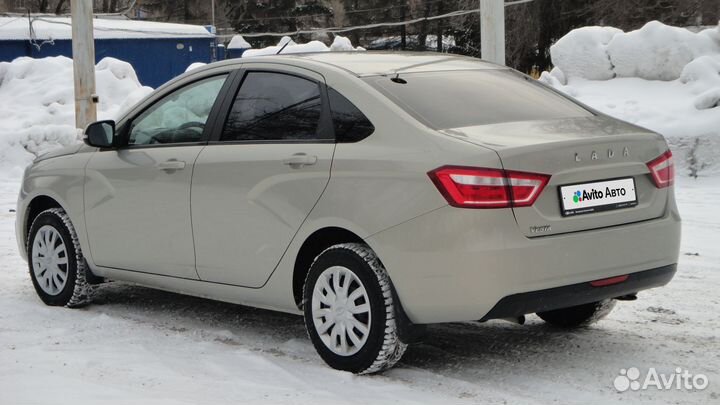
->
[16, 52, 680, 373]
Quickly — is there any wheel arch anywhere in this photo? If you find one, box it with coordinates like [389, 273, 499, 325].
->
[23, 194, 66, 248]
[292, 226, 364, 308]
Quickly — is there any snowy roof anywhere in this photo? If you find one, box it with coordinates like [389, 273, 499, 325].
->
[0, 16, 214, 40]
[227, 35, 251, 49]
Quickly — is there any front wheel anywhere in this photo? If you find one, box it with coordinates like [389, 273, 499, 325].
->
[27, 208, 93, 307]
[303, 243, 407, 374]
[537, 299, 616, 328]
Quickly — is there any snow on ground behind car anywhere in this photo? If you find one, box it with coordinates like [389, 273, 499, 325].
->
[0, 173, 718, 405]
[541, 21, 720, 177]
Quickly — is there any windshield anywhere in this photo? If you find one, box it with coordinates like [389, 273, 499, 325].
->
[364, 70, 592, 130]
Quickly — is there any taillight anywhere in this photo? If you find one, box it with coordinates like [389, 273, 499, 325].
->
[647, 150, 674, 188]
[428, 166, 550, 209]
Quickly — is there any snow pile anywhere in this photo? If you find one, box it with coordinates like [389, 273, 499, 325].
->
[549, 26, 622, 81]
[0, 56, 152, 178]
[680, 55, 720, 110]
[186, 62, 207, 72]
[242, 35, 365, 58]
[541, 21, 720, 176]
[608, 21, 719, 81]
[227, 35, 252, 49]
[548, 21, 720, 82]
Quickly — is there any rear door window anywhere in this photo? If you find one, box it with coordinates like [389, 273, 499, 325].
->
[364, 70, 592, 130]
[221, 72, 326, 142]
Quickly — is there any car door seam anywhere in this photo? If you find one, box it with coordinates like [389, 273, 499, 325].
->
[189, 145, 207, 279]
[255, 143, 337, 289]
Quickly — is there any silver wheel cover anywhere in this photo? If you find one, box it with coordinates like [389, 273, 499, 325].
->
[311, 266, 372, 356]
[31, 225, 69, 296]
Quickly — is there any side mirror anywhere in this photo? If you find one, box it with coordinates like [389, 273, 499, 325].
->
[84, 120, 116, 148]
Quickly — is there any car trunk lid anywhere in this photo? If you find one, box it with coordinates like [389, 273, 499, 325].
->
[441, 116, 670, 237]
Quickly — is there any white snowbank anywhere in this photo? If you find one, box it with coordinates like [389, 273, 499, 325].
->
[550, 21, 720, 81]
[541, 21, 720, 176]
[608, 21, 719, 81]
[242, 35, 365, 58]
[0, 16, 213, 40]
[549, 26, 622, 81]
[227, 35, 252, 49]
[0, 56, 152, 178]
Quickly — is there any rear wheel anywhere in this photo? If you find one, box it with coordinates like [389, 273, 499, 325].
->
[303, 243, 406, 374]
[27, 208, 93, 307]
[537, 299, 616, 328]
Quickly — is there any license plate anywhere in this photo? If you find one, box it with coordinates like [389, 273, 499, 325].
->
[559, 177, 638, 217]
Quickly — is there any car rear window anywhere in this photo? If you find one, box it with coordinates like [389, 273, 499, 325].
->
[363, 70, 592, 130]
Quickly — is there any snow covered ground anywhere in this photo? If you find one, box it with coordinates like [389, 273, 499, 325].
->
[2, 21, 720, 404]
[0, 175, 718, 404]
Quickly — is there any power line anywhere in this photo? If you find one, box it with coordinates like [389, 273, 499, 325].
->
[29, 16, 212, 38]
[7, 0, 534, 44]
[231, 0, 448, 25]
[223, 0, 534, 39]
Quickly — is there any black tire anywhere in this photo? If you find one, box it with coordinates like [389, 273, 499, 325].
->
[27, 208, 94, 307]
[303, 243, 407, 374]
[537, 299, 616, 328]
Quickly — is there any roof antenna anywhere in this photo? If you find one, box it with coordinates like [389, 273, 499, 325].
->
[390, 73, 407, 84]
[276, 39, 292, 55]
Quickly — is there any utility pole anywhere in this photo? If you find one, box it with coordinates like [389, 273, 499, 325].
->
[480, 0, 505, 65]
[437, 1, 443, 53]
[71, 0, 98, 130]
[211, 0, 217, 61]
[400, 5, 406, 50]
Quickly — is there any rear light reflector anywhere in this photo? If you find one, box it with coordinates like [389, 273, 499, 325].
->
[590, 275, 629, 287]
[428, 166, 550, 208]
[647, 150, 674, 188]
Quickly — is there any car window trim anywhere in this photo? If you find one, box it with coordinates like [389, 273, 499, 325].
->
[326, 86, 376, 143]
[209, 68, 335, 144]
[114, 71, 239, 150]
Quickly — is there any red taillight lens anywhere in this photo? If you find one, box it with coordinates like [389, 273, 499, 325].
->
[505, 170, 552, 207]
[647, 150, 674, 188]
[428, 166, 550, 208]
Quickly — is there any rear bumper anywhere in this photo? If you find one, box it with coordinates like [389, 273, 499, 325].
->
[480, 264, 676, 320]
[365, 202, 681, 324]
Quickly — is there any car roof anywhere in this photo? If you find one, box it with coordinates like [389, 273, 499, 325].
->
[209, 51, 505, 78]
[289, 52, 504, 77]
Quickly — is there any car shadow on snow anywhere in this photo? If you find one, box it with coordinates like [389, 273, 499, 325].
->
[89, 282, 648, 377]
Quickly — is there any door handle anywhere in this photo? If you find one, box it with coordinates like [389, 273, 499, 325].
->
[156, 160, 186, 171]
[283, 153, 318, 168]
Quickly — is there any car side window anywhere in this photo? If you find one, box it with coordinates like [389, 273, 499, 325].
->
[128, 74, 228, 146]
[328, 88, 375, 143]
[221, 72, 324, 142]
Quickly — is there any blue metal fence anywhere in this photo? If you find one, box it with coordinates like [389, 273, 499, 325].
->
[0, 37, 216, 88]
